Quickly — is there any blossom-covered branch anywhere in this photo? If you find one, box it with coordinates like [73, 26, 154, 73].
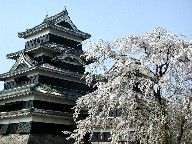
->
[71, 27, 192, 144]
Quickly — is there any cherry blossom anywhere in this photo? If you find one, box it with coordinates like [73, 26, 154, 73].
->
[71, 28, 192, 144]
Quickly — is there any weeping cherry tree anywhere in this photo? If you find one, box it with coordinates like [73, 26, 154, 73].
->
[70, 27, 192, 144]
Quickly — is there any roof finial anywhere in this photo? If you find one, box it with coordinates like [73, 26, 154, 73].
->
[46, 11, 49, 17]
[45, 12, 49, 20]
[64, 6, 67, 11]
[63, 6, 68, 15]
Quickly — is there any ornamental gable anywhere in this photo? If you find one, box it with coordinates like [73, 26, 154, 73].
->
[10, 53, 35, 72]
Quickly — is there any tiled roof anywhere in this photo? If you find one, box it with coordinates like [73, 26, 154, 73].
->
[0, 84, 32, 98]
[0, 83, 83, 100]
[18, 8, 91, 40]
[0, 61, 83, 80]
[6, 43, 83, 60]
[0, 108, 73, 118]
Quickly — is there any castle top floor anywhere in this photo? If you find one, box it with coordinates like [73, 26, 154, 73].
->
[18, 7, 91, 42]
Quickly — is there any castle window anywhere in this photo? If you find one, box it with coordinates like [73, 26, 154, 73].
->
[15, 75, 28, 86]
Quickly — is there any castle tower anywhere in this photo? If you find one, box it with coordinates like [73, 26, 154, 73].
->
[0, 8, 92, 144]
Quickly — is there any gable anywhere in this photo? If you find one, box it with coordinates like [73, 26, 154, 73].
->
[15, 63, 29, 71]
[10, 53, 34, 72]
[55, 17, 78, 31]
[57, 21, 73, 29]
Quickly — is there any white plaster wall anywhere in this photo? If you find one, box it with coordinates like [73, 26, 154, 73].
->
[32, 115, 75, 125]
[33, 93, 75, 105]
[0, 94, 35, 105]
[33, 51, 54, 58]
[0, 115, 75, 125]
[49, 28, 83, 42]
[25, 28, 83, 42]
[38, 69, 86, 84]
[25, 29, 50, 41]
[0, 116, 32, 124]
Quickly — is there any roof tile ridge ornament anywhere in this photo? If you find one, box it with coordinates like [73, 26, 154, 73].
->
[63, 6, 68, 15]
[43, 12, 49, 22]
[6, 50, 23, 59]
[43, 14, 54, 26]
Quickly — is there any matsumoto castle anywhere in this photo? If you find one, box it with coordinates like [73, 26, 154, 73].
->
[0, 8, 109, 144]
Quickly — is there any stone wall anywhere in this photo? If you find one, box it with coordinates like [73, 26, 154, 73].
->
[0, 134, 74, 144]
[0, 134, 29, 144]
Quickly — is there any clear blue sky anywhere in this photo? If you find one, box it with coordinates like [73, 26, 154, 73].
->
[0, 0, 192, 90]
